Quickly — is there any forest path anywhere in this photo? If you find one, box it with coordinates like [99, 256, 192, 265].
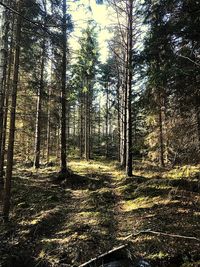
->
[0, 160, 200, 266]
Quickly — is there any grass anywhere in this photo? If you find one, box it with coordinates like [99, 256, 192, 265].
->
[0, 159, 200, 266]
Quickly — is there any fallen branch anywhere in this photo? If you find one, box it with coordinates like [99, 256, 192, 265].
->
[123, 229, 200, 242]
[79, 244, 128, 267]
[79, 230, 200, 266]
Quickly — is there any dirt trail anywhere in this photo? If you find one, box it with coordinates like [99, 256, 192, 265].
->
[0, 160, 200, 266]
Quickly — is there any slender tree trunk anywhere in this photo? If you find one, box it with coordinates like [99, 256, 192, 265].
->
[126, 0, 133, 177]
[120, 85, 124, 164]
[60, 0, 68, 173]
[98, 101, 101, 154]
[0, 0, 8, 175]
[158, 102, 165, 167]
[0, 33, 13, 182]
[34, 1, 47, 169]
[73, 106, 76, 139]
[163, 95, 169, 164]
[88, 84, 91, 159]
[56, 124, 60, 161]
[3, 1, 22, 221]
[34, 49, 45, 168]
[0, 9, 13, 184]
[121, 56, 128, 167]
[84, 83, 89, 160]
[79, 94, 84, 158]
[46, 87, 51, 163]
[105, 83, 109, 157]
[116, 79, 121, 162]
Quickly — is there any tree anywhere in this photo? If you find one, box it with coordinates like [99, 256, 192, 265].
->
[73, 24, 99, 160]
[60, 0, 68, 173]
[0, 0, 8, 185]
[34, 0, 47, 169]
[3, 0, 23, 221]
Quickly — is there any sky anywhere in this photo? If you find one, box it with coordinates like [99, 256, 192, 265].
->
[68, 0, 114, 62]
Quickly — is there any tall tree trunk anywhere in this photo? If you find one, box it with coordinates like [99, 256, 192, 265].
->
[79, 93, 84, 158]
[34, 1, 47, 169]
[158, 102, 165, 167]
[117, 82, 121, 162]
[105, 83, 109, 158]
[0, 0, 8, 177]
[46, 87, 51, 163]
[73, 106, 76, 140]
[34, 47, 45, 168]
[88, 84, 91, 159]
[3, 1, 22, 221]
[126, 0, 133, 177]
[121, 55, 128, 167]
[56, 124, 60, 161]
[98, 101, 101, 154]
[60, 0, 67, 173]
[120, 85, 124, 164]
[84, 83, 89, 160]
[0, 18, 14, 182]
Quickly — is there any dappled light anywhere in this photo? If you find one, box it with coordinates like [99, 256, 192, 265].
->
[0, 0, 200, 266]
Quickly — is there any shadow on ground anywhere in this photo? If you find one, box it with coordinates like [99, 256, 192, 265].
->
[0, 160, 200, 266]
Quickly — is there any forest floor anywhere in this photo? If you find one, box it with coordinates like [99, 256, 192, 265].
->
[0, 159, 200, 267]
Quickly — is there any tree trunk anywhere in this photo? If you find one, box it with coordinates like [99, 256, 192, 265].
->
[126, 0, 133, 177]
[56, 124, 60, 161]
[84, 83, 90, 160]
[0, 29, 14, 183]
[121, 53, 128, 167]
[3, 1, 22, 221]
[0, 9, 13, 184]
[46, 87, 51, 163]
[79, 93, 84, 158]
[120, 85, 124, 164]
[98, 101, 101, 154]
[34, 48, 45, 168]
[73, 106, 76, 139]
[34, 1, 47, 169]
[0, 0, 8, 175]
[158, 103, 165, 167]
[116, 78, 121, 162]
[60, 0, 67, 173]
[105, 83, 109, 158]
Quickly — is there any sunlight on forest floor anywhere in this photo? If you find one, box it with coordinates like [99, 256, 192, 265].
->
[0, 159, 200, 266]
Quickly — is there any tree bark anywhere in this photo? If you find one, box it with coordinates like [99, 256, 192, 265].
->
[116, 74, 121, 162]
[3, 0, 22, 221]
[0, 14, 14, 182]
[98, 101, 101, 151]
[34, 45, 45, 168]
[60, 0, 67, 173]
[105, 83, 109, 158]
[126, 0, 133, 177]
[34, 0, 47, 169]
[84, 81, 90, 160]
[46, 87, 51, 163]
[158, 102, 165, 167]
[0, 0, 8, 176]
[79, 93, 84, 158]
[121, 76, 127, 167]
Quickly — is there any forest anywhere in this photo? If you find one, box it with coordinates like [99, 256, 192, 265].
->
[0, 0, 200, 266]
